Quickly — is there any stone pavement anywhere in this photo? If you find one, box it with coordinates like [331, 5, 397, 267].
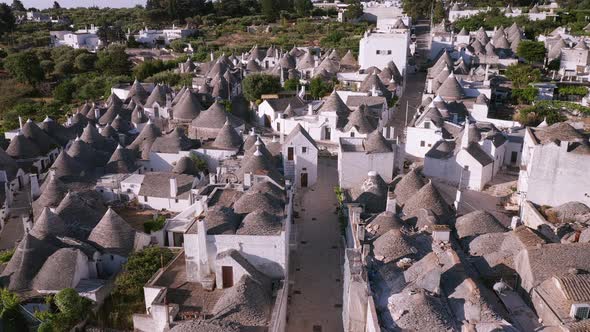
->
[286, 157, 344, 332]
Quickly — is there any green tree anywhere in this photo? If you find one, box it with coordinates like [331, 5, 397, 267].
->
[402, 0, 431, 19]
[309, 77, 332, 99]
[53, 80, 76, 103]
[505, 64, 541, 89]
[133, 59, 171, 80]
[54, 288, 90, 319]
[433, 1, 445, 24]
[97, 45, 131, 76]
[294, 0, 312, 16]
[10, 0, 24, 12]
[53, 60, 74, 77]
[53, 1, 61, 9]
[242, 73, 281, 102]
[261, 0, 277, 20]
[344, 0, 363, 20]
[115, 247, 174, 297]
[74, 52, 97, 72]
[4, 51, 44, 85]
[40, 60, 55, 78]
[517, 40, 546, 63]
[169, 39, 186, 53]
[511, 86, 538, 104]
[283, 78, 299, 91]
[0, 288, 26, 332]
[0, 4, 15, 38]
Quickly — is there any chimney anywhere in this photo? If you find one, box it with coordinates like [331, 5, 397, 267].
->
[308, 103, 313, 116]
[454, 189, 462, 210]
[461, 122, 470, 149]
[170, 177, 178, 197]
[280, 122, 285, 144]
[196, 217, 211, 280]
[510, 216, 522, 229]
[30, 174, 40, 199]
[209, 173, 217, 184]
[94, 109, 100, 119]
[386, 191, 397, 213]
[18, 116, 23, 129]
[244, 172, 253, 187]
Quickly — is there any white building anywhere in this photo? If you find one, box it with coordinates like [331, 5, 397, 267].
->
[256, 92, 395, 146]
[130, 25, 195, 46]
[358, 19, 410, 76]
[130, 172, 202, 212]
[133, 175, 293, 331]
[338, 129, 401, 189]
[282, 124, 318, 188]
[517, 122, 590, 207]
[50, 26, 101, 52]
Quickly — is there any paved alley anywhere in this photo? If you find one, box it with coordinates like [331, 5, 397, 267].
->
[287, 157, 344, 332]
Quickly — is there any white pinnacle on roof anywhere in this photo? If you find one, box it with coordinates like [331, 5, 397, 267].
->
[253, 145, 262, 157]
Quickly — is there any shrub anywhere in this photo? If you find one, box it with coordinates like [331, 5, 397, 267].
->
[0, 249, 14, 263]
[143, 215, 166, 233]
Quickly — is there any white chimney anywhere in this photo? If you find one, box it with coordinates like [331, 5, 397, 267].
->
[18, 116, 23, 129]
[454, 189, 462, 210]
[170, 177, 178, 197]
[196, 217, 211, 280]
[386, 192, 397, 213]
[30, 174, 40, 199]
[244, 172, 253, 187]
[209, 173, 217, 184]
[94, 109, 100, 119]
[308, 103, 313, 116]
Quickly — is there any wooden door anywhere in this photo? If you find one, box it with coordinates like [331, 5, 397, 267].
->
[288, 147, 294, 161]
[222, 266, 233, 288]
[301, 172, 308, 187]
[511, 151, 518, 164]
[324, 127, 331, 140]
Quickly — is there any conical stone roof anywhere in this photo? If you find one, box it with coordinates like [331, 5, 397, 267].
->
[88, 208, 136, 256]
[31, 207, 67, 239]
[6, 132, 41, 160]
[145, 84, 166, 107]
[212, 120, 243, 150]
[437, 72, 464, 101]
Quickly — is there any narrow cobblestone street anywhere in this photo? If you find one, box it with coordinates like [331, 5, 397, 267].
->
[287, 157, 344, 332]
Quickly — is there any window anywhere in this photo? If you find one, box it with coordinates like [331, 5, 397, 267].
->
[175, 198, 179, 203]
[424, 122, 431, 129]
[574, 305, 590, 320]
[376, 50, 381, 55]
[420, 141, 425, 147]
[387, 50, 392, 55]
[302, 147, 307, 153]
[350, 132, 355, 137]
[144, 196, 148, 202]
[464, 166, 469, 171]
